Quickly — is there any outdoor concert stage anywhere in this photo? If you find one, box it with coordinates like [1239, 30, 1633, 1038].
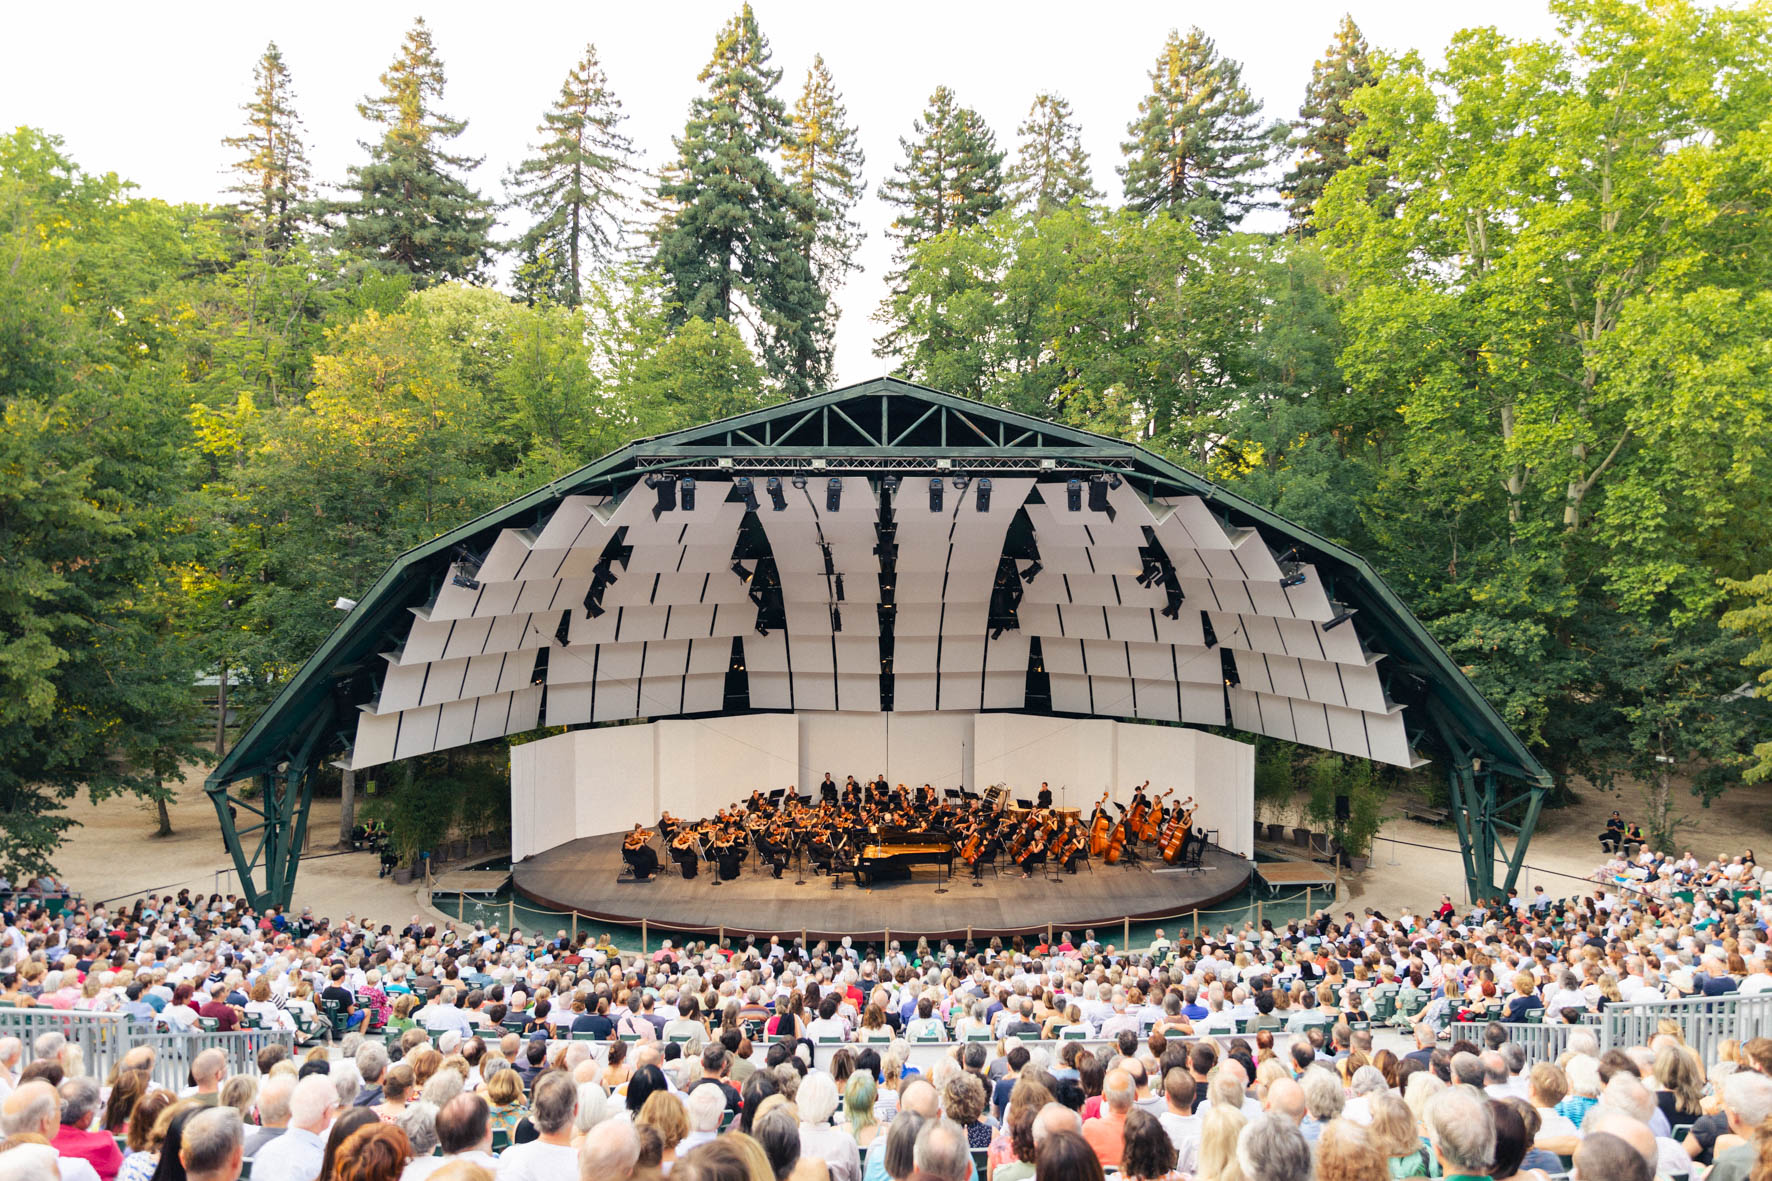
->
[512, 831, 1255, 942]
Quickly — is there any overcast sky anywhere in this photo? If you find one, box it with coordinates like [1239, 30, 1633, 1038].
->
[4, 1, 1560, 384]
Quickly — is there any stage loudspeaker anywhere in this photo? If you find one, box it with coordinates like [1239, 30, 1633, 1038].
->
[1334, 793, 1350, 822]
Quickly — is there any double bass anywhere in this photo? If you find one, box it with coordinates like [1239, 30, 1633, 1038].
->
[1137, 787, 1174, 843]
[1089, 791, 1112, 857]
[1123, 781, 1153, 841]
[1161, 796, 1197, 864]
[1104, 806, 1130, 865]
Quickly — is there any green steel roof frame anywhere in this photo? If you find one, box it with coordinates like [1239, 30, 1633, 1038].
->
[207, 377, 1550, 909]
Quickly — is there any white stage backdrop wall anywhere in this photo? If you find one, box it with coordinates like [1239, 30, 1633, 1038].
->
[512, 712, 1253, 861]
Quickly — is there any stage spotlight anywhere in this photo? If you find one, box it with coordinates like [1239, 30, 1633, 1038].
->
[649, 473, 676, 518]
[451, 571, 481, 591]
[755, 623, 770, 637]
[952, 475, 970, 491]
[835, 574, 845, 601]
[1160, 601, 1181, 621]
[1279, 567, 1307, 588]
[827, 477, 842, 511]
[1087, 474, 1111, 512]
[1066, 478, 1082, 512]
[791, 474, 808, 490]
[1324, 609, 1356, 630]
[976, 477, 991, 512]
[1108, 473, 1123, 489]
[587, 600, 606, 618]
[734, 476, 758, 512]
[830, 605, 843, 632]
[929, 477, 944, 512]
[731, 561, 753, 582]
[679, 476, 695, 511]
[990, 626, 1005, 640]
[766, 476, 787, 511]
[592, 557, 617, 584]
[1020, 560, 1042, 584]
[882, 474, 901, 492]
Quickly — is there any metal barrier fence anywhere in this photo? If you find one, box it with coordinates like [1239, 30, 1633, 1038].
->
[1, 1008, 295, 1091]
[1601, 992, 1772, 1063]
[1449, 1020, 1593, 1061]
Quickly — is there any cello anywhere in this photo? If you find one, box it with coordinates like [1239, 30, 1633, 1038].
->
[1137, 787, 1174, 843]
[1161, 796, 1197, 864]
[1089, 791, 1112, 857]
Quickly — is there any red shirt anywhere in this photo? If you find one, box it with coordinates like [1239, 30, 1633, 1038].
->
[198, 1000, 239, 1030]
[54, 1125, 124, 1181]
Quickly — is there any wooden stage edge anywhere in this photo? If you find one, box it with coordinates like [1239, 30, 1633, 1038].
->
[511, 834, 1257, 943]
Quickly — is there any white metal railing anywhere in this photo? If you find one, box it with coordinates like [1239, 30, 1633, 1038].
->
[0, 1009, 294, 1090]
[1601, 992, 1772, 1062]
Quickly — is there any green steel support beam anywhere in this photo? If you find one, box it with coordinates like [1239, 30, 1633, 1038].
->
[208, 709, 328, 911]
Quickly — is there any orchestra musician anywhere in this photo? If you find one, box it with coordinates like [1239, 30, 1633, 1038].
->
[669, 825, 699, 879]
[1036, 781, 1053, 809]
[622, 824, 659, 880]
[820, 772, 839, 806]
[757, 823, 791, 879]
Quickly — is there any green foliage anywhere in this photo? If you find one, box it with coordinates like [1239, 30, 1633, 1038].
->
[335, 18, 495, 285]
[875, 85, 1005, 357]
[1721, 571, 1772, 784]
[506, 43, 637, 307]
[652, 4, 823, 394]
[221, 42, 312, 253]
[1119, 27, 1278, 237]
[782, 54, 867, 393]
[1282, 17, 1380, 234]
[1007, 92, 1099, 217]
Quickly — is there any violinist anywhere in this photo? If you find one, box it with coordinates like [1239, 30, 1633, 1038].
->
[757, 823, 790, 879]
[808, 827, 837, 876]
[1056, 818, 1086, 875]
[843, 776, 862, 807]
[715, 826, 746, 880]
[622, 824, 658, 881]
[669, 824, 700, 880]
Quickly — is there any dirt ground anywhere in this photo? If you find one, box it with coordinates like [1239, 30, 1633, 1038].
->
[46, 760, 1772, 930]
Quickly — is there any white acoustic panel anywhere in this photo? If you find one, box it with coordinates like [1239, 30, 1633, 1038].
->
[470, 692, 516, 743]
[1232, 649, 1272, 694]
[983, 631, 1031, 672]
[593, 679, 639, 722]
[794, 673, 838, 711]
[689, 637, 733, 675]
[1180, 684, 1226, 725]
[1091, 677, 1137, 717]
[894, 673, 937, 712]
[1365, 709, 1413, 767]
[1103, 607, 1158, 644]
[1134, 679, 1180, 721]
[1153, 608, 1205, 646]
[419, 658, 469, 708]
[436, 698, 478, 751]
[1337, 660, 1390, 713]
[1291, 699, 1332, 748]
[1266, 654, 1308, 699]
[894, 635, 939, 674]
[1285, 565, 1335, 621]
[940, 635, 985, 673]
[1128, 642, 1176, 681]
[640, 676, 684, 716]
[479, 528, 537, 582]
[533, 495, 616, 550]
[938, 672, 982, 710]
[470, 582, 522, 619]
[1043, 638, 1085, 676]
[836, 674, 880, 711]
[747, 631, 790, 673]
[400, 618, 454, 665]
[351, 711, 400, 770]
[1245, 581, 1295, 618]
[461, 653, 505, 700]
[425, 576, 482, 623]
[1228, 686, 1262, 733]
[1175, 646, 1222, 684]
[789, 634, 835, 674]
[834, 634, 880, 674]
[665, 604, 717, 639]
[749, 671, 793, 710]
[1326, 704, 1370, 758]
[1256, 693, 1297, 741]
[1056, 604, 1108, 640]
[984, 671, 1027, 709]
[1301, 658, 1347, 706]
[546, 683, 594, 727]
[392, 705, 440, 760]
[1278, 617, 1330, 662]
[1048, 674, 1091, 714]
[683, 674, 727, 714]
[496, 649, 538, 695]
[1082, 639, 1129, 679]
[507, 685, 542, 733]
[376, 660, 428, 714]
[1019, 602, 1061, 634]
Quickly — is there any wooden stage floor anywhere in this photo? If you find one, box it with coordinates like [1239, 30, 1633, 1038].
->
[513, 835, 1255, 942]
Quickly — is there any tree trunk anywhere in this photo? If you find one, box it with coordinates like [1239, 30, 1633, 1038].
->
[214, 667, 229, 757]
[156, 796, 174, 838]
[338, 767, 357, 849]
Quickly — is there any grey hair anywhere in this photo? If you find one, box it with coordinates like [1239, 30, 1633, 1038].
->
[1351, 1065, 1388, 1096]
[255, 1074, 295, 1125]
[572, 1084, 608, 1134]
[0, 1085, 55, 1137]
[331, 1061, 362, 1108]
[179, 1108, 243, 1177]
[396, 1102, 438, 1155]
[1236, 1113, 1313, 1181]
[57, 1077, 102, 1128]
[685, 1084, 725, 1133]
[577, 1120, 639, 1179]
[355, 1041, 389, 1084]
[1425, 1086, 1495, 1174]
[1301, 1067, 1345, 1120]
[912, 1117, 972, 1181]
[1724, 1071, 1772, 1127]
[529, 1072, 577, 1135]
[884, 1111, 926, 1178]
[30, 1032, 65, 1062]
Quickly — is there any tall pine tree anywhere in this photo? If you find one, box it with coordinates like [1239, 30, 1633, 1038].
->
[221, 42, 311, 253]
[876, 86, 1005, 356]
[1007, 92, 1099, 217]
[336, 18, 495, 285]
[782, 53, 866, 393]
[506, 43, 637, 307]
[653, 4, 823, 393]
[1119, 27, 1276, 237]
[1282, 16, 1379, 233]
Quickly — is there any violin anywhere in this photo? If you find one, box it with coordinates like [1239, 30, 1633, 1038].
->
[1138, 788, 1174, 843]
[624, 828, 655, 849]
[1089, 791, 1112, 857]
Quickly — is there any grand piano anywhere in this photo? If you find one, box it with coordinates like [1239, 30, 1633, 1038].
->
[856, 826, 956, 885]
